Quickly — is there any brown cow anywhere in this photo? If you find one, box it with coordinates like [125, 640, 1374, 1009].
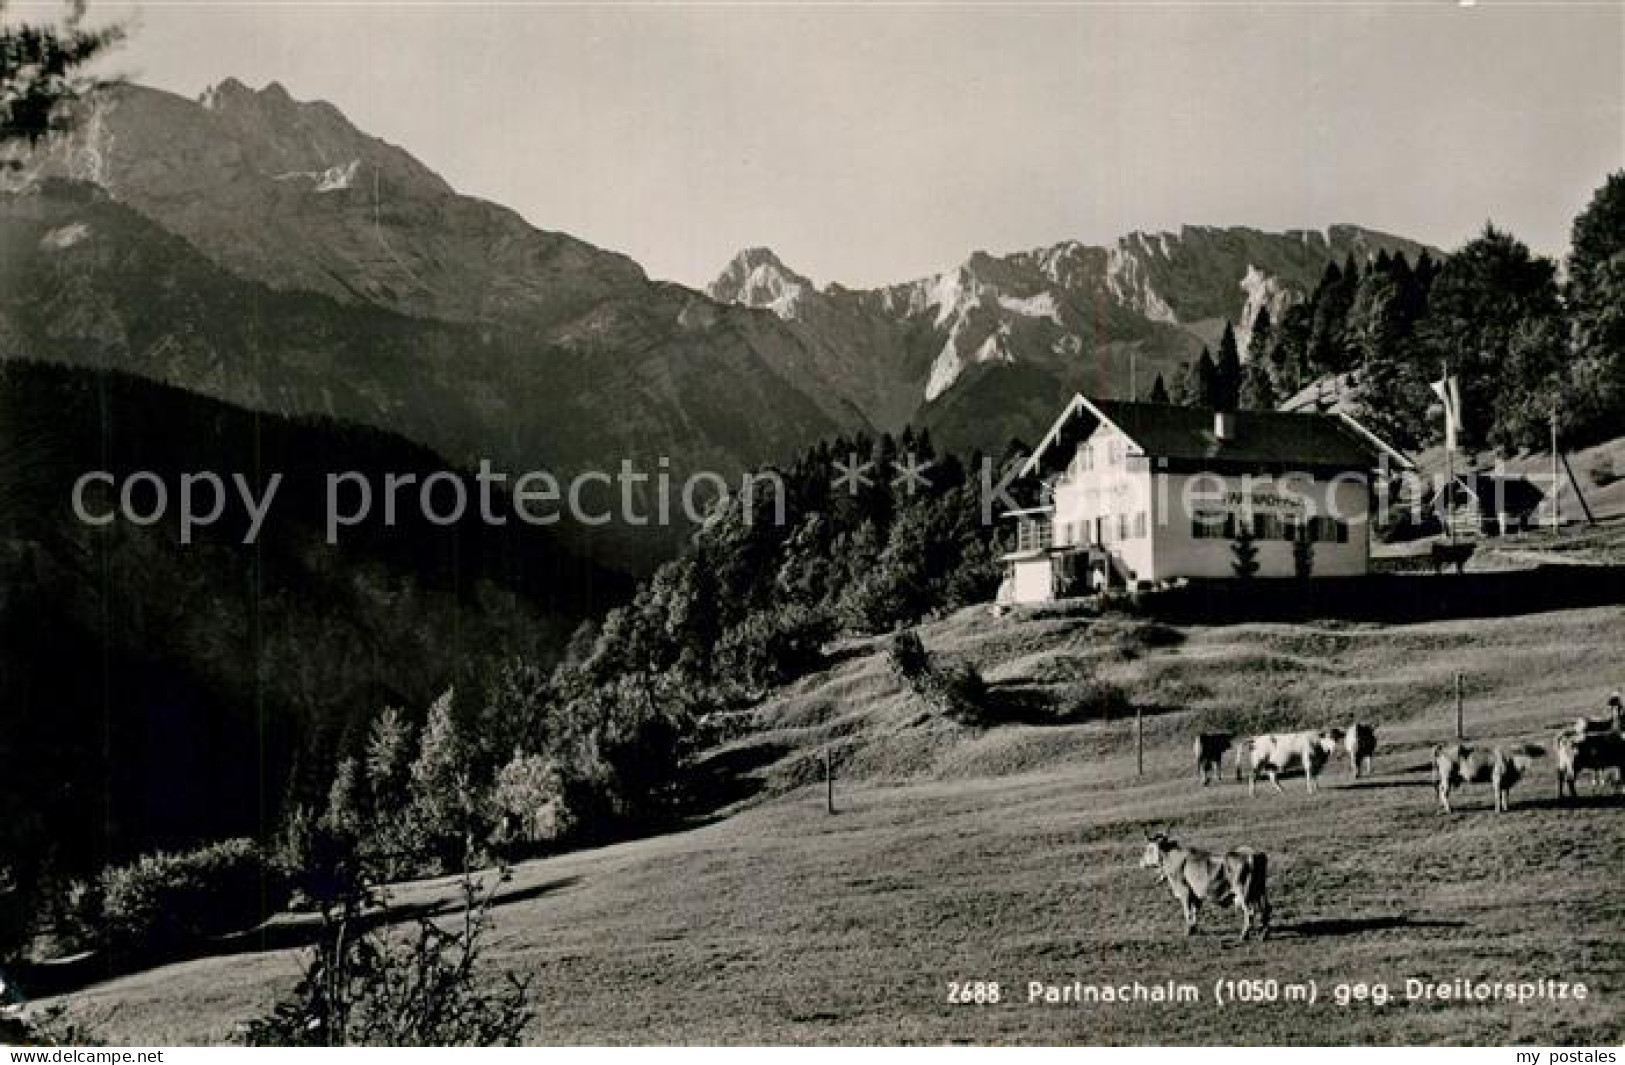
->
[1344, 723, 1378, 779]
[1432, 743, 1544, 813]
[1139, 831, 1270, 940]
[1556, 730, 1625, 799]
[1193, 732, 1233, 786]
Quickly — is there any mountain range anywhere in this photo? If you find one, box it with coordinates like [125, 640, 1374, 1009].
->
[3, 77, 1437, 567]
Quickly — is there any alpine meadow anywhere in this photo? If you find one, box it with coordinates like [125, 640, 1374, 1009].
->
[1, 0, 1623, 1049]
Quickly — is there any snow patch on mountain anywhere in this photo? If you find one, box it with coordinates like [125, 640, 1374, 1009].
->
[40, 222, 91, 250]
[997, 291, 1059, 323]
[273, 159, 360, 193]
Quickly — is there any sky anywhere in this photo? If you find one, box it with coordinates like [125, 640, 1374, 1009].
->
[48, 1, 1625, 289]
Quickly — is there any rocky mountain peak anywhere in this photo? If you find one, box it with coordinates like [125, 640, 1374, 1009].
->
[708, 246, 815, 316]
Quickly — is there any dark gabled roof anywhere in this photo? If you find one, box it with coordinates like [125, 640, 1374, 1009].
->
[1023, 395, 1410, 477]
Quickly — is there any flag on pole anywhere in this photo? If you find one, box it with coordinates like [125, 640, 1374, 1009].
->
[1431, 374, 1463, 454]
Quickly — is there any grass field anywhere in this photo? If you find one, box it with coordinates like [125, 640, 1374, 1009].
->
[41, 585, 1625, 1045]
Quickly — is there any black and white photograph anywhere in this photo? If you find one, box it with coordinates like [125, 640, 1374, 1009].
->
[0, 0, 1622, 1049]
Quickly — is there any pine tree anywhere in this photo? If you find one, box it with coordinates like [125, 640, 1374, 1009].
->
[365, 706, 415, 817]
[1419, 222, 1563, 451]
[1414, 249, 1440, 291]
[1214, 323, 1242, 411]
[1239, 363, 1277, 411]
[1245, 306, 1273, 368]
[409, 690, 481, 866]
[1178, 348, 1219, 408]
[323, 756, 368, 838]
[1266, 303, 1312, 398]
[1230, 527, 1260, 580]
[1291, 530, 1314, 580]
[1147, 372, 1171, 404]
[1565, 171, 1625, 443]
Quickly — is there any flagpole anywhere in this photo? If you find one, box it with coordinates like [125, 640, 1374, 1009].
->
[1442, 360, 1454, 544]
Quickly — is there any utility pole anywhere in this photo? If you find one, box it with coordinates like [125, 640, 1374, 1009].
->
[1550, 407, 1561, 534]
[1135, 706, 1144, 777]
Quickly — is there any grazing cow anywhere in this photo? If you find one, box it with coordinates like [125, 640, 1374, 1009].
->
[1432, 743, 1544, 813]
[1570, 700, 1623, 738]
[1243, 729, 1344, 795]
[1344, 723, 1378, 779]
[1139, 831, 1270, 940]
[1555, 730, 1625, 799]
[1193, 732, 1233, 786]
[1565, 702, 1623, 788]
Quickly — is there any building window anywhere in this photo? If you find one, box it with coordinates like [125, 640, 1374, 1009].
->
[1254, 513, 1285, 540]
[1309, 516, 1349, 543]
[1117, 513, 1130, 541]
[1017, 517, 1053, 553]
[1134, 511, 1148, 538]
[1081, 445, 1093, 472]
[1193, 512, 1233, 540]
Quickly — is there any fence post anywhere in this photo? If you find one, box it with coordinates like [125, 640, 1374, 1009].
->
[825, 746, 835, 815]
[1135, 706, 1144, 777]
[1455, 672, 1465, 740]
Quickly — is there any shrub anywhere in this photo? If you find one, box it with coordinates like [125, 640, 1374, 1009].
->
[1110, 620, 1185, 653]
[52, 877, 105, 954]
[932, 659, 989, 723]
[0, 866, 34, 962]
[1054, 679, 1132, 723]
[886, 629, 987, 722]
[885, 629, 934, 689]
[1230, 528, 1260, 579]
[1292, 533, 1315, 580]
[98, 839, 281, 956]
[0, 1007, 99, 1047]
[243, 871, 531, 1047]
[1589, 456, 1620, 488]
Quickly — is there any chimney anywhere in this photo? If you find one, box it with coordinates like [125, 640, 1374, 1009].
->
[1214, 411, 1235, 442]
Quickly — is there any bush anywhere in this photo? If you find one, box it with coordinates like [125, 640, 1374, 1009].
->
[243, 871, 530, 1046]
[886, 629, 986, 722]
[1230, 528, 1260, 579]
[1053, 679, 1131, 724]
[51, 877, 105, 954]
[0, 1007, 99, 1047]
[98, 839, 281, 956]
[932, 659, 988, 723]
[885, 629, 933, 689]
[0, 866, 34, 962]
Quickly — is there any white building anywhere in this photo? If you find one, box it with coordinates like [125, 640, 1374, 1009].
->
[1001, 396, 1412, 603]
